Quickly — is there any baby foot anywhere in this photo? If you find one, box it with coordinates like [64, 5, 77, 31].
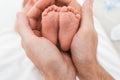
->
[42, 5, 60, 44]
[59, 6, 80, 51]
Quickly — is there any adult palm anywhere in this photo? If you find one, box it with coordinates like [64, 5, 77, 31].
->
[16, 0, 76, 79]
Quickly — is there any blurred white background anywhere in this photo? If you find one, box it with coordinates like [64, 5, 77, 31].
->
[94, 0, 120, 53]
[0, 0, 120, 80]
[0, 0, 23, 31]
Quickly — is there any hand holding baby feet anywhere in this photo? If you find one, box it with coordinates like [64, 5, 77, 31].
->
[16, 12, 76, 80]
[23, 0, 81, 37]
[23, 0, 81, 51]
[18, 0, 114, 80]
[17, 2, 76, 79]
[42, 5, 80, 51]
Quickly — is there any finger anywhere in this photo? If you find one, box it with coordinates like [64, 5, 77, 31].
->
[81, 0, 94, 28]
[23, 0, 29, 7]
[27, 0, 54, 19]
[27, 0, 54, 29]
[16, 12, 35, 42]
[23, 0, 33, 13]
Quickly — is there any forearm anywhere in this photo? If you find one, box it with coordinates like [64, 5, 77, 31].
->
[97, 65, 114, 80]
[44, 65, 76, 80]
[77, 61, 114, 80]
[45, 73, 76, 80]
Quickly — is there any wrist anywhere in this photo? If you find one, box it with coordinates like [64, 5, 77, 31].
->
[45, 72, 74, 80]
[97, 64, 114, 80]
[44, 65, 75, 80]
[45, 74, 56, 80]
[77, 60, 114, 80]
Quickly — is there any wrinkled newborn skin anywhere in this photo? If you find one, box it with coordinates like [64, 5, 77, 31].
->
[42, 5, 80, 51]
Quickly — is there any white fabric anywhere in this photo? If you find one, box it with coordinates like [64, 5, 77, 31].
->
[111, 24, 120, 40]
[0, 0, 120, 80]
[94, 17, 120, 79]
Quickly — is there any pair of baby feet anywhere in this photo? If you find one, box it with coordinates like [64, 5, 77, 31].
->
[42, 5, 80, 51]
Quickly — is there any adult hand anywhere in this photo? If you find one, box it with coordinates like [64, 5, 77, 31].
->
[23, 0, 76, 7]
[22, 0, 82, 51]
[23, 0, 81, 36]
[16, 0, 76, 80]
[71, 0, 114, 80]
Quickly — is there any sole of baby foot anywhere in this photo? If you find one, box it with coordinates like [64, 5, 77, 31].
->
[59, 6, 80, 51]
[42, 5, 60, 45]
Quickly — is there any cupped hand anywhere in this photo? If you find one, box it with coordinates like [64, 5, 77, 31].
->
[71, 0, 114, 80]
[71, 0, 98, 66]
[16, 0, 76, 80]
[71, 0, 98, 78]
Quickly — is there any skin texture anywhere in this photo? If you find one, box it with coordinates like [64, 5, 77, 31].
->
[16, 0, 76, 80]
[42, 5, 59, 44]
[42, 5, 80, 51]
[59, 6, 80, 51]
[23, 0, 81, 51]
[71, 0, 114, 79]
[16, 0, 114, 80]
[17, 12, 76, 80]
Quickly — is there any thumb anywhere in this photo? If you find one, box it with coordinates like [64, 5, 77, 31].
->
[81, 0, 94, 29]
[16, 12, 35, 42]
